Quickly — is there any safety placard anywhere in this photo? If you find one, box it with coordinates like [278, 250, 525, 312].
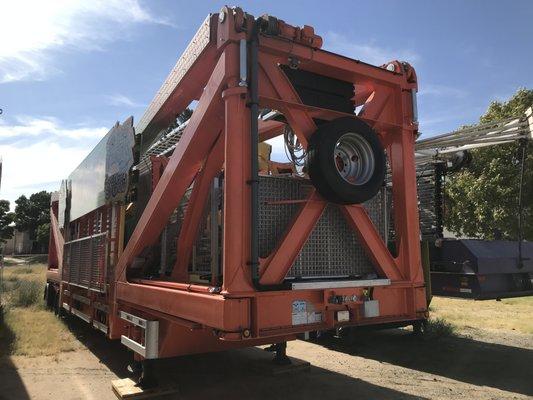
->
[292, 300, 323, 326]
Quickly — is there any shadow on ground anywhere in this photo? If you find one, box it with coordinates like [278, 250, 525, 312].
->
[0, 314, 31, 400]
[318, 328, 533, 397]
[65, 316, 130, 380]
[65, 316, 427, 400]
[6, 314, 532, 399]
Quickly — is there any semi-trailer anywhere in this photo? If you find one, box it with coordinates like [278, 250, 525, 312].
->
[45, 6, 427, 386]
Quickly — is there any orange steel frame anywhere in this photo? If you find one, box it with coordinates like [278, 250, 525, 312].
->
[52, 7, 427, 359]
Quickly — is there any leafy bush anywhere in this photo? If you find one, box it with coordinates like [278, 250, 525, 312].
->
[424, 318, 456, 339]
[1, 276, 21, 293]
[13, 280, 42, 307]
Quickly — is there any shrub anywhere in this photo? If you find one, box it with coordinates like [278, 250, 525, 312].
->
[1, 276, 21, 293]
[424, 318, 456, 339]
[13, 280, 42, 307]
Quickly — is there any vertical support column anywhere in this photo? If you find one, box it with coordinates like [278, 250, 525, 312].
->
[210, 177, 220, 285]
[222, 45, 254, 294]
[389, 128, 423, 284]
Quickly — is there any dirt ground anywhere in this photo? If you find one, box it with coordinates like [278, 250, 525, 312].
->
[1, 264, 532, 399]
[1, 315, 532, 400]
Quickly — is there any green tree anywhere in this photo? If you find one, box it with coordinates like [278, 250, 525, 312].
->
[14, 191, 51, 249]
[445, 88, 533, 240]
[0, 200, 14, 244]
[36, 222, 50, 249]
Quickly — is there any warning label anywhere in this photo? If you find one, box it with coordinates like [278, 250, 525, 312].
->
[292, 300, 323, 326]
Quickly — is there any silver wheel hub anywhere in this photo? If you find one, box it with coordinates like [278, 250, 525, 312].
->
[334, 132, 375, 186]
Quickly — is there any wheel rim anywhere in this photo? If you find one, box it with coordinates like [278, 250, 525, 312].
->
[334, 132, 375, 186]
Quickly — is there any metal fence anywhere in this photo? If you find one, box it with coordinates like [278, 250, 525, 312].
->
[63, 232, 107, 292]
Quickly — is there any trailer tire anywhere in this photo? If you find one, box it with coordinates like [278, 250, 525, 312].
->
[307, 117, 385, 204]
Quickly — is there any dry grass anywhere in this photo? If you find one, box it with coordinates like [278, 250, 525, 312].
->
[430, 296, 533, 335]
[0, 263, 80, 357]
[1, 307, 80, 356]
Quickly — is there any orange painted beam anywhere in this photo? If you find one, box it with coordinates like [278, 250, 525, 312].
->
[115, 51, 228, 282]
[341, 204, 403, 281]
[258, 55, 317, 148]
[172, 133, 225, 281]
[258, 119, 286, 142]
[116, 281, 250, 332]
[48, 205, 64, 269]
[259, 190, 326, 285]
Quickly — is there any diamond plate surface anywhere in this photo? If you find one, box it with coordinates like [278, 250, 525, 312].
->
[136, 16, 212, 135]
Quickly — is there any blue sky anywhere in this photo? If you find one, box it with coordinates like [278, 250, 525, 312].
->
[1, 0, 532, 208]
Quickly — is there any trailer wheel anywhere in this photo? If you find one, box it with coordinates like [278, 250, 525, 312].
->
[307, 117, 385, 204]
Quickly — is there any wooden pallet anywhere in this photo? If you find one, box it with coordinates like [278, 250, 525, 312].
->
[111, 378, 179, 399]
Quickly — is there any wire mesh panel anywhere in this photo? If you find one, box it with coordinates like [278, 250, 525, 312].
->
[387, 162, 440, 242]
[257, 176, 310, 259]
[258, 176, 386, 279]
[63, 232, 107, 292]
[417, 163, 439, 239]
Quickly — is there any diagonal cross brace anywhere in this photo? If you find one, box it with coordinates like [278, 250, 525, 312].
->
[341, 204, 403, 281]
[115, 52, 229, 282]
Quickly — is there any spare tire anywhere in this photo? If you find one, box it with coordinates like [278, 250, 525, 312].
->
[307, 117, 385, 204]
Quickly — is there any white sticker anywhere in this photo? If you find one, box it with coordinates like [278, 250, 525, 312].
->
[292, 300, 322, 325]
[292, 300, 307, 325]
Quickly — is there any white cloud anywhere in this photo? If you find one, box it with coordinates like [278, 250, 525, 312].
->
[324, 32, 421, 66]
[0, 116, 108, 207]
[419, 84, 468, 98]
[0, 116, 107, 140]
[106, 94, 145, 108]
[0, 0, 173, 83]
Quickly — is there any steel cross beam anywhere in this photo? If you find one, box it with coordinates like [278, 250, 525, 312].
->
[117, 7, 422, 299]
[172, 133, 225, 281]
[341, 205, 402, 280]
[115, 51, 228, 282]
[259, 54, 317, 148]
[255, 50, 419, 286]
[49, 204, 64, 269]
[259, 190, 326, 285]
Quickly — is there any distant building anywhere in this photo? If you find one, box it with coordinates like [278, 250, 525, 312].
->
[2, 229, 33, 255]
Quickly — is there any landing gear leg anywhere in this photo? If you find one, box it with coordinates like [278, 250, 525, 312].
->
[138, 359, 157, 389]
[272, 342, 291, 365]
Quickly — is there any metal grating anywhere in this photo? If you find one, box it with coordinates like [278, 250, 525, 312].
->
[63, 233, 107, 292]
[257, 176, 310, 259]
[167, 175, 386, 280]
[417, 163, 438, 239]
[258, 176, 386, 279]
[387, 162, 441, 242]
